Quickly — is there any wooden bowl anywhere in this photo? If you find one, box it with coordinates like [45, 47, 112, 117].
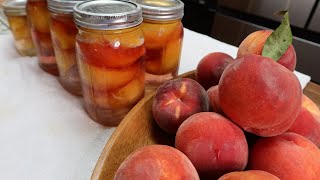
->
[91, 71, 195, 180]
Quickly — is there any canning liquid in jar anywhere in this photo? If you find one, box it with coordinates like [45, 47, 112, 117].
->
[136, 0, 184, 92]
[74, 0, 146, 126]
[48, 0, 83, 95]
[26, 0, 58, 76]
[3, 0, 36, 56]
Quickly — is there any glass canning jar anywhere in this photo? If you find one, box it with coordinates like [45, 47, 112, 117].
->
[26, 0, 58, 76]
[74, 0, 146, 126]
[136, 0, 184, 92]
[3, 0, 36, 56]
[48, 0, 83, 95]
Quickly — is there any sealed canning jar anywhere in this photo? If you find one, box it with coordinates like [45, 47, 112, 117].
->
[26, 0, 58, 76]
[74, 0, 146, 126]
[48, 0, 83, 95]
[136, 0, 184, 91]
[3, 0, 36, 56]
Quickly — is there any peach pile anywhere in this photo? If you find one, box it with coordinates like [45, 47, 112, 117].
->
[76, 27, 146, 126]
[115, 12, 320, 180]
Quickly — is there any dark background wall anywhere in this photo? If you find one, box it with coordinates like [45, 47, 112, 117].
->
[181, 0, 320, 84]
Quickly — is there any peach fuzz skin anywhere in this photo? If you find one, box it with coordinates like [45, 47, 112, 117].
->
[114, 145, 199, 180]
[219, 54, 302, 137]
[248, 132, 320, 180]
[207, 85, 223, 114]
[237, 30, 296, 71]
[218, 170, 280, 180]
[152, 78, 209, 134]
[195, 52, 233, 90]
[287, 94, 320, 147]
[175, 112, 248, 179]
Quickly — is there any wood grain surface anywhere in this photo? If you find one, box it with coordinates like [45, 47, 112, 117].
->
[91, 71, 319, 180]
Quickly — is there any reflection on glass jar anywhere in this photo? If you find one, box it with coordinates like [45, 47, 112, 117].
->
[136, 0, 184, 92]
[3, 0, 36, 56]
[26, 0, 58, 76]
[48, 0, 83, 95]
[74, 0, 146, 126]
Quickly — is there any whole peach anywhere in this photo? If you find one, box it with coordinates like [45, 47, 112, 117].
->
[175, 112, 248, 179]
[114, 145, 199, 180]
[152, 78, 209, 134]
[248, 132, 320, 180]
[207, 85, 223, 114]
[287, 95, 320, 147]
[195, 52, 233, 89]
[237, 30, 296, 71]
[218, 170, 280, 180]
[219, 54, 302, 137]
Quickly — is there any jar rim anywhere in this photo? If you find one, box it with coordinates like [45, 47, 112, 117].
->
[48, 0, 84, 14]
[135, 0, 184, 21]
[73, 0, 143, 30]
[2, 0, 26, 16]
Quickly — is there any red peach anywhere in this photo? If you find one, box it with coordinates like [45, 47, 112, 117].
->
[175, 112, 248, 179]
[287, 95, 320, 147]
[218, 170, 280, 180]
[219, 54, 302, 137]
[114, 145, 199, 180]
[152, 78, 209, 134]
[248, 132, 320, 180]
[207, 85, 223, 114]
[195, 52, 233, 90]
[237, 30, 296, 71]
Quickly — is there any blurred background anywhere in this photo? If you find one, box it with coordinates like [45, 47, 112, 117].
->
[1, 0, 319, 84]
[182, 0, 320, 84]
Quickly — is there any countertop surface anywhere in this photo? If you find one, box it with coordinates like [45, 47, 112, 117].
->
[0, 28, 312, 179]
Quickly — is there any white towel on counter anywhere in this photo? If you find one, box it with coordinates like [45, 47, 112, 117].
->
[0, 28, 311, 179]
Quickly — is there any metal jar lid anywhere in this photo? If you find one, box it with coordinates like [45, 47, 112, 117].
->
[73, 0, 143, 30]
[2, 0, 27, 16]
[135, 0, 184, 21]
[48, 0, 84, 14]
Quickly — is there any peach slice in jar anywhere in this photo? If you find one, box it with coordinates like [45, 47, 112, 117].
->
[77, 39, 146, 68]
[92, 70, 145, 109]
[78, 61, 141, 91]
[161, 38, 182, 74]
[142, 21, 181, 49]
[7, 16, 29, 40]
[50, 16, 77, 50]
[55, 49, 76, 75]
[27, 1, 50, 33]
[146, 38, 182, 75]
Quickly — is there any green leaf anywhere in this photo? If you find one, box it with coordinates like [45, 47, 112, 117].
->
[262, 11, 292, 61]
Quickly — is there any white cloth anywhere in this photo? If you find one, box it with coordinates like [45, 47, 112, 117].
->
[0, 28, 311, 179]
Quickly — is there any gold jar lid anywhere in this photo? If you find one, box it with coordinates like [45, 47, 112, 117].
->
[136, 0, 184, 21]
[2, 0, 26, 16]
